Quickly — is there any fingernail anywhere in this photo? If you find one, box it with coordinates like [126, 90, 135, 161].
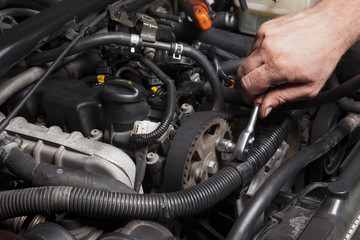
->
[264, 107, 272, 118]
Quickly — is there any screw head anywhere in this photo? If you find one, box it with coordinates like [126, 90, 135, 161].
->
[195, 168, 207, 182]
[207, 161, 218, 175]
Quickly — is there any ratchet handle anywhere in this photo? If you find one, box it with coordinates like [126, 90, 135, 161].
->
[253, 92, 266, 105]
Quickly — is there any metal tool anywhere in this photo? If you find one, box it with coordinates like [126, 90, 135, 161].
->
[235, 93, 266, 160]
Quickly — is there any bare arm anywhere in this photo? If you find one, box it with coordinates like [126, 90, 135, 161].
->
[238, 0, 360, 118]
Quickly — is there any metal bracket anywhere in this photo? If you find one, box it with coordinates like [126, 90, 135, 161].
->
[139, 14, 158, 43]
[173, 43, 183, 60]
[108, 3, 158, 44]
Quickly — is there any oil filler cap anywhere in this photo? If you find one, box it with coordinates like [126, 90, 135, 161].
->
[100, 79, 147, 103]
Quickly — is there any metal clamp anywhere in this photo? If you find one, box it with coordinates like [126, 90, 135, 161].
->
[173, 43, 183, 60]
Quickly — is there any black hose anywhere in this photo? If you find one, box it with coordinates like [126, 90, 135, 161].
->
[1, 147, 135, 193]
[220, 58, 246, 75]
[0, 8, 38, 18]
[179, 45, 224, 111]
[0, 110, 302, 221]
[282, 74, 360, 109]
[0, 166, 244, 221]
[130, 57, 176, 143]
[327, 74, 360, 113]
[26, 32, 134, 66]
[226, 114, 359, 240]
[159, 20, 253, 57]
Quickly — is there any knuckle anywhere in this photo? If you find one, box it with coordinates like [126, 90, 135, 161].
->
[305, 89, 318, 99]
[241, 75, 251, 90]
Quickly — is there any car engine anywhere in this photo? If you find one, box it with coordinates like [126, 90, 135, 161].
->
[0, 0, 360, 239]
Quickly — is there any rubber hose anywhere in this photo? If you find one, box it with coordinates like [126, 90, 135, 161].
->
[0, 166, 243, 220]
[159, 21, 253, 57]
[0, 67, 45, 106]
[2, 147, 135, 193]
[327, 74, 360, 113]
[25, 32, 133, 66]
[130, 57, 176, 143]
[226, 113, 360, 240]
[220, 58, 246, 75]
[0, 110, 302, 221]
[0, 8, 39, 18]
[181, 45, 224, 111]
[282, 74, 360, 109]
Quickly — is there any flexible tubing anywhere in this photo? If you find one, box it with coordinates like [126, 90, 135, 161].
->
[327, 74, 360, 113]
[282, 74, 360, 109]
[0, 67, 45, 106]
[26, 32, 133, 66]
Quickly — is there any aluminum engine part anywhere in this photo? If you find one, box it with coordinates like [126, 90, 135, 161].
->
[0, 113, 136, 188]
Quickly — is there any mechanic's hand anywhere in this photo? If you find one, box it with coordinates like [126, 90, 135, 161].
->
[238, 0, 360, 118]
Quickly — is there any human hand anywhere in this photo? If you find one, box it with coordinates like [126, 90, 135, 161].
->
[238, 0, 360, 118]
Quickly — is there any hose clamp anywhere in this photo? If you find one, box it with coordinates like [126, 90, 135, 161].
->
[173, 43, 183, 60]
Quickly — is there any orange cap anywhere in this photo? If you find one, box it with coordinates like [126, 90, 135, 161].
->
[193, 5, 212, 31]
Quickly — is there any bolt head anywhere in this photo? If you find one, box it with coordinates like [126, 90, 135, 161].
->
[207, 161, 218, 174]
[195, 168, 207, 182]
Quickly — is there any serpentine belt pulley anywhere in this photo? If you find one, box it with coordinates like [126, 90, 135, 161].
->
[164, 111, 233, 192]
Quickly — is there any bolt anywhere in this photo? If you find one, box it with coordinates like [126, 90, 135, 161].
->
[207, 161, 218, 175]
[146, 152, 160, 164]
[90, 129, 99, 137]
[180, 103, 194, 114]
[56, 169, 63, 175]
[216, 138, 236, 153]
[195, 168, 207, 183]
[248, 136, 255, 145]
[190, 73, 201, 82]
[90, 129, 103, 141]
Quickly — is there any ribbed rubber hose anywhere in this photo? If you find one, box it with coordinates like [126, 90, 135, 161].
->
[130, 57, 176, 143]
[0, 110, 302, 221]
[0, 166, 243, 221]
[226, 113, 360, 240]
[25, 32, 133, 66]
[181, 45, 224, 111]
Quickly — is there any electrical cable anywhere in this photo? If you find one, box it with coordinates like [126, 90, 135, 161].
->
[0, 12, 106, 134]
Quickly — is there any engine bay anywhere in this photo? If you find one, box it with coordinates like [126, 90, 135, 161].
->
[0, 0, 360, 239]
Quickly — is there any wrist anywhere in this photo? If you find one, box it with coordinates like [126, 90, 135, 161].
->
[314, 0, 360, 52]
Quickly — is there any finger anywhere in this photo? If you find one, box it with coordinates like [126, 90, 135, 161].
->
[237, 51, 263, 79]
[240, 63, 283, 96]
[259, 83, 315, 118]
